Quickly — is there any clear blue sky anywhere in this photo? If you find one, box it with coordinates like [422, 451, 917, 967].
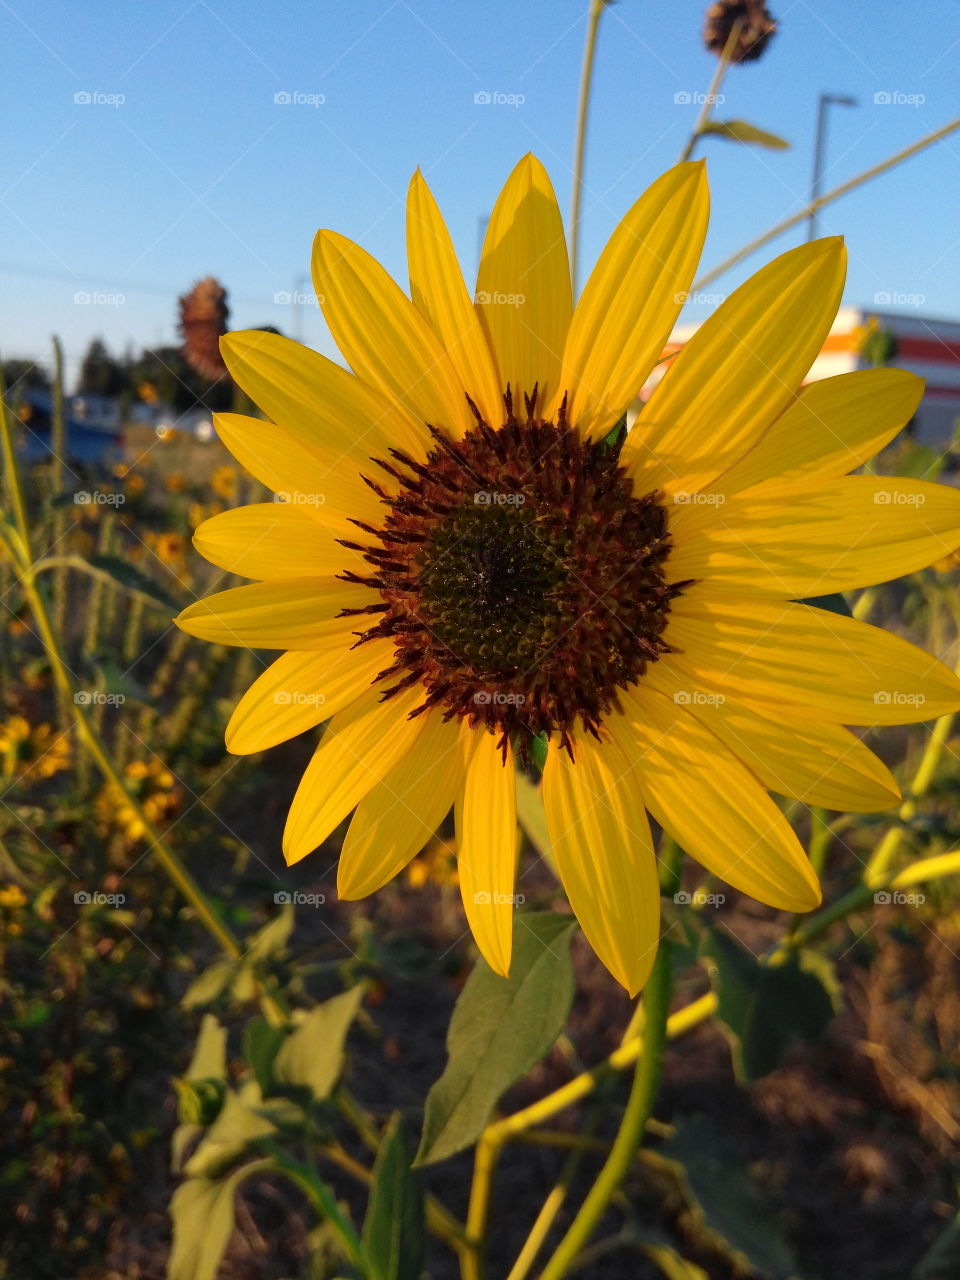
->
[3, 0, 958, 388]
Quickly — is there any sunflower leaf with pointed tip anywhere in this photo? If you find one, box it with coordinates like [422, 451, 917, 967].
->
[700, 119, 790, 149]
[659, 1114, 799, 1280]
[362, 1114, 425, 1280]
[272, 986, 364, 1101]
[169, 1160, 271, 1280]
[415, 912, 576, 1166]
[703, 928, 839, 1080]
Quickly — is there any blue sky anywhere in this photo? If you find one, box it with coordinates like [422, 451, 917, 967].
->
[3, 0, 958, 387]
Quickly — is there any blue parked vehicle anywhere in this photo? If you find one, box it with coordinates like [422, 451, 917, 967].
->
[12, 390, 124, 467]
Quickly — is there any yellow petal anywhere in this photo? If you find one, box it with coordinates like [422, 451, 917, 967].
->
[193, 503, 365, 580]
[624, 237, 846, 495]
[226, 640, 393, 755]
[668, 475, 960, 596]
[220, 329, 426, 459]
[407, 170, 502, 427]
[654, 593, 960, 724]
[638, 663, 899, 811]
[613, 688, 821, 912]
[542, 731, 660, 996]
[711, 369, 925, 493]
[313, 229, 471, 437]
[456, 730, 518, 978]
[213, 412, 380, 536]
[475, 155, 571, 412]
[339, 711, 468, 899]
[283, 682, 427, 865]
[174, 578, 372, 649]
[556, 161, 709, 438]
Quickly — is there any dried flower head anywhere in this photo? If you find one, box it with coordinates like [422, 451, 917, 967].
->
[178, 276, 230, 381]
[703, 0, 777, 62]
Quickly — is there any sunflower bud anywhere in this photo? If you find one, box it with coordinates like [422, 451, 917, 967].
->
[703, 0, 777, 63]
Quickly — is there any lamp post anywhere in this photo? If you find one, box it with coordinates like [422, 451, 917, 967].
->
[808, 93, 858, 241]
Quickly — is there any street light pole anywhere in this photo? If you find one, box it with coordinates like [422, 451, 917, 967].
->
[808, 93, 857, 241]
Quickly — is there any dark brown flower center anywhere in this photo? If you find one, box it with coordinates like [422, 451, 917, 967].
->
[338, 391, 688, 760]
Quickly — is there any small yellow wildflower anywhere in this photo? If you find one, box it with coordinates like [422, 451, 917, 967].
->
[210, 465, 238, 501]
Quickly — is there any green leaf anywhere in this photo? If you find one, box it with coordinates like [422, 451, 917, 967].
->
[802, 591, 852, 618]
[182, 959, 237, 1010]
[91, 657, 150, 704]
[272, 986, 364, 1100]
[701, 119, 790, 149]
[169, 1159, 270, 1280]
[187, 1014, 227, 1081]
[244, 1017, 288, 1096]
[88, 554, 180, 609]
[362, 1114, 425, 1280]
[704, 930, 838, 1081]
[416, 912, 576, 1166]
[660, 1115, 799, 1280]
[245, 902, 295, 962]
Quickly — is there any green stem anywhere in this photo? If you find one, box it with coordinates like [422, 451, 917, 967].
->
[677, 19, 741, 164]
[539, 946, 672, 1280]
[569, 0, 608, 291]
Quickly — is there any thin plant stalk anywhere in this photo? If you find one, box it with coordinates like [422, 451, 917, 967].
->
[569, 0, 609, 291]
[539, 946, 672, 1280]
[693, 117, 960, 291]
[677, 19, 742, 163]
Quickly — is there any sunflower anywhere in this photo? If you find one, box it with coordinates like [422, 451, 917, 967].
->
[175, 157, 960, 994]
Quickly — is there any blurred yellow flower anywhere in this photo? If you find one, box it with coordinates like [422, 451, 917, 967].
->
[210, 465, 238, 500]
[96, 758, 181, 843]
[177, 157, 960, 993]
[0, 883, 28, 911]
[406, 838, 459, 889]
[166, 472, 186, 493]
[0, 717, 71, 781]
